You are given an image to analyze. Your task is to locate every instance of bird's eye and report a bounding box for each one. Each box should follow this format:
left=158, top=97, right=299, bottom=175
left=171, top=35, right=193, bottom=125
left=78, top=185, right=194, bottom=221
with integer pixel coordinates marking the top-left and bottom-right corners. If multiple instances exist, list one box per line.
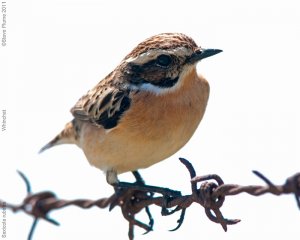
left=156, top=54, right=172, bottom=68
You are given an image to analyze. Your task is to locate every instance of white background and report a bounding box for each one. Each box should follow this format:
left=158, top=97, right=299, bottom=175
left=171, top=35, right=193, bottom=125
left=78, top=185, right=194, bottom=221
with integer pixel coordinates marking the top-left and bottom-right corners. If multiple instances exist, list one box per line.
left=1, top=0, right=300, bottom=239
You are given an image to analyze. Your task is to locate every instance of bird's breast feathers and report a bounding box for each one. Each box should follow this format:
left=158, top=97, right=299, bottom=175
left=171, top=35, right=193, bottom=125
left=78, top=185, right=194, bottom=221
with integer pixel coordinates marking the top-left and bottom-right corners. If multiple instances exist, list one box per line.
left=75, top=68, right=209, bottom=173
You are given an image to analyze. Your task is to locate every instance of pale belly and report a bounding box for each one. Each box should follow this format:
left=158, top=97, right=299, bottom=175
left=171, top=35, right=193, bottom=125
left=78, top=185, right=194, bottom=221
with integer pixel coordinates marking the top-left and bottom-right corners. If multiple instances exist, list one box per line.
left=79, top=75, right=209, bottom=174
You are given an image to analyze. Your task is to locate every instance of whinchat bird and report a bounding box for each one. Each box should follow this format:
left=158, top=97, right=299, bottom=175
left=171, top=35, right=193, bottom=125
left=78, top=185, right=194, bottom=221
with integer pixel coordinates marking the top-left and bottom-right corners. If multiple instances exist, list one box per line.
left=40, top=33, right=221, bottom=186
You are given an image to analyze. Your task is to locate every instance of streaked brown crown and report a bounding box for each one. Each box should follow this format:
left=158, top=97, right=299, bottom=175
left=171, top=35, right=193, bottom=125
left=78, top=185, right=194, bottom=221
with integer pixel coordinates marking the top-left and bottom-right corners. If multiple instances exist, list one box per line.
left=124, top=33, right=199, bottom=60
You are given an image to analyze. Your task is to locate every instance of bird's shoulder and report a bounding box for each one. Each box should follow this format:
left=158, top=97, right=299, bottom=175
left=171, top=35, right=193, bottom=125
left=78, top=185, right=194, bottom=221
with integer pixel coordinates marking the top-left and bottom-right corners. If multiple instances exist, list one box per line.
left=71, top=73, right=133, bottom=129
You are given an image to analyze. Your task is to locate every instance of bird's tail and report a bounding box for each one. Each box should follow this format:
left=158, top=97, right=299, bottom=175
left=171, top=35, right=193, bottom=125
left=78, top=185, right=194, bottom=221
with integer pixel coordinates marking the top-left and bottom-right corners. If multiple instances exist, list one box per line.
left=39, top=121, right=77, bottom=154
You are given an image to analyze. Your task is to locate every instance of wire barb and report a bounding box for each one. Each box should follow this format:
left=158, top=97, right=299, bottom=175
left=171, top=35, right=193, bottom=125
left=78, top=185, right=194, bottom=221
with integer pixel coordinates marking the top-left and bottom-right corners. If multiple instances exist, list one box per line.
left=17, top=170, right=32, bottom=194
left=0, top=158, right=300, bottom=239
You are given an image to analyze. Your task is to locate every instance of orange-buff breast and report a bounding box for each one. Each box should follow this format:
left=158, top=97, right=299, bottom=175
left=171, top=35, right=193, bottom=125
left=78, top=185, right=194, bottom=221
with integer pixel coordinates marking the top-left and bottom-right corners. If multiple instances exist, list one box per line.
left=79, top=67, right=209, bottom=174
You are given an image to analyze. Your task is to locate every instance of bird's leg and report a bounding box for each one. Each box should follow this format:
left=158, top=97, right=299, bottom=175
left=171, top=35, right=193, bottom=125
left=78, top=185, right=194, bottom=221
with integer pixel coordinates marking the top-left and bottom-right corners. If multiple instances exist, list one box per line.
left=132, top=170, right=145, bottom=185
left=107, top=170, right=129, bottom=211
left=106, top=169, right=119, bottom=185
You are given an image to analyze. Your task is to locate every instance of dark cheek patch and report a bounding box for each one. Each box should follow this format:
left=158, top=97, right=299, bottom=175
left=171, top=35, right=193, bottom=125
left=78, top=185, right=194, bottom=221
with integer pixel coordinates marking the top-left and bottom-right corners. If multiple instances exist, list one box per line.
left=151, top=76, right=179, bottom=88
left=128, top=62, right=180, bottom=88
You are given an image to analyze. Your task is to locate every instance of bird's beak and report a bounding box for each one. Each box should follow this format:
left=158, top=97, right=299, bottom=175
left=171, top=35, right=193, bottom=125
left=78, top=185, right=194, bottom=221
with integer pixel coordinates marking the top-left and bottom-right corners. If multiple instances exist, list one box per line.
left=189, top=48, right=222, bottom=64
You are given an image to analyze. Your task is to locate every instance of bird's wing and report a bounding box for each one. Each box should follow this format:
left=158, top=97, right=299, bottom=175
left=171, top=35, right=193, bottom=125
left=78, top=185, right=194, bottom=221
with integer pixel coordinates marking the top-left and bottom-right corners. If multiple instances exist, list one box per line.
left=71, top=82, right=131, bottom=129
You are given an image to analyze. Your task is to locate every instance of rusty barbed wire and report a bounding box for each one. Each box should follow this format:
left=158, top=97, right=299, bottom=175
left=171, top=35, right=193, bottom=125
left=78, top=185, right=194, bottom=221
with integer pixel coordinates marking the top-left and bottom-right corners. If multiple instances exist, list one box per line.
left=0, top=158, right=300, bottom=240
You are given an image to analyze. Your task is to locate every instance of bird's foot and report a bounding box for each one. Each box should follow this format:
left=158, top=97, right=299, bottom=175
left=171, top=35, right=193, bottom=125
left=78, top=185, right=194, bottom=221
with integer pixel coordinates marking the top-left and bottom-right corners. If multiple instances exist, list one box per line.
left=108, top=170, right=181, bottom=234
left=114, top=181, right=181, bottom=198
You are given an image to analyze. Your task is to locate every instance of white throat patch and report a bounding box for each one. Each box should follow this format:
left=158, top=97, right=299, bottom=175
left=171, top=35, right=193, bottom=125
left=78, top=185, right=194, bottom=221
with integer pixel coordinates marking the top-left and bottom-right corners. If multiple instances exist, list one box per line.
left=128, top=65, right=194, bottom=95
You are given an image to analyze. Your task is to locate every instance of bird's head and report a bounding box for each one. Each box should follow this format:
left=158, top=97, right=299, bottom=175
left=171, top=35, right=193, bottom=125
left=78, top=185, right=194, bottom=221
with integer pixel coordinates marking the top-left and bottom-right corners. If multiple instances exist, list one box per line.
left=118, top=33, right=222, bottom=94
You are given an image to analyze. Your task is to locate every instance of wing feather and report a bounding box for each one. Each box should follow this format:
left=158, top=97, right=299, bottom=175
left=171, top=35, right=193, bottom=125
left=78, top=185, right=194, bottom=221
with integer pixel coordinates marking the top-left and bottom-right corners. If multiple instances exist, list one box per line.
left=71, top=82, right=131, bottom=129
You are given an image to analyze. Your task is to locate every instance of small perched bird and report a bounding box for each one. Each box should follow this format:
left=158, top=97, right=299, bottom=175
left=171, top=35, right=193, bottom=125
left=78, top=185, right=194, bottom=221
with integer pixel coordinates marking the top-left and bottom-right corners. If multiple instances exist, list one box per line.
left=40, top=33, right=221, bottom=186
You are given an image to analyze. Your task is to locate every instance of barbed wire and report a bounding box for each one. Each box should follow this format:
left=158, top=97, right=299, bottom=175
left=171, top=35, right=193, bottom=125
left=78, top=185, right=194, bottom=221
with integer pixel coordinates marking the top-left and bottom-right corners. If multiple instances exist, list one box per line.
left=1, top=157, right=300, bottom=240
